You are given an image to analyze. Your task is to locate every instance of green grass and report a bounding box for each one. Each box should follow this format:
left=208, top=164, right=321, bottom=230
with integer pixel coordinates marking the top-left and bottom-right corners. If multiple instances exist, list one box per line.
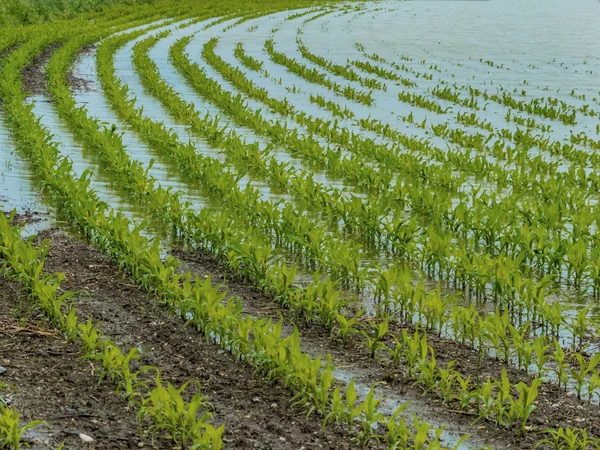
left=0, top=0, right=151, bottom=25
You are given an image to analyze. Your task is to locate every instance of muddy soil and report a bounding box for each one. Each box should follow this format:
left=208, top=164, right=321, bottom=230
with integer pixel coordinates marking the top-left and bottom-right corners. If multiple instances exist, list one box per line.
left=21, top=45, right=60, bottom=96
left=3, top=223, right=599, bottom=450
left=0, top=277, right=158, bottom=449
left=29, top=229, right=359, bottom=449
left=68, top=45, right=96, bottom=93
left=3, top=208, right=48, bottom=227
left=20, top=40, right=92, bottom=96
left=173, top=248, right=600, bottom=450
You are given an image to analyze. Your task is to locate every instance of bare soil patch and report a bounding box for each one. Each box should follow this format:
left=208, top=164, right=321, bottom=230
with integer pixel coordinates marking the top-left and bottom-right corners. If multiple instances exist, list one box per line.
left=33, top=229, right=358, bottom=449
left=21, top=45, right=59, bottom=96
left=0, top=277, right=150, bottom=449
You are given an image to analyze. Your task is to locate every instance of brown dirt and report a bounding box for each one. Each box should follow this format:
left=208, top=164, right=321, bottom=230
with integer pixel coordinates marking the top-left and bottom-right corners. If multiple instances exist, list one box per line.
left=3, top=209, right=48, bottom=227
left=172, top=248, right=600, bottom=450
left=3, top=225, right=599, bottom=450
left=28, top=229, right=360, bottom=449
left=21, top=45, right=59, bottom=96
left=19, top=39, right=92, bottom=96
left=0, top=277, right=156, bottom=449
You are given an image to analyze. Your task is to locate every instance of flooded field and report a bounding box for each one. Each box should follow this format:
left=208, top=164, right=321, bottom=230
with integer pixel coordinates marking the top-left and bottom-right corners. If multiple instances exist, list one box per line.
left=2, top=1, right=600, bottom=449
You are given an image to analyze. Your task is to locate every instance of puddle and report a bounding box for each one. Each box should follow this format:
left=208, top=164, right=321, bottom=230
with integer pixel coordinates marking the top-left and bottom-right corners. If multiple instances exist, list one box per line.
left=331, top=367, right=484, bottom=449
left=0, top=108, right=53, bottom=236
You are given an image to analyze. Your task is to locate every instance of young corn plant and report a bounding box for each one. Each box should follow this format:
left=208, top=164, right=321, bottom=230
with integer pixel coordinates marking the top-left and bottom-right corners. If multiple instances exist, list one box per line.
left=413, top=416, right=444, bottom=450
left=322, top=386, right=345, bottom=429
left=403, top=331, right=430, bottom=379
left=570, top=306, right=591, bottom=351
left=532, top=336, right=550, bottom=379
left=315, top=277, right=353, bottom=330
left=434, top=361, right=458, bottom=405
left=334, top=310, right=363, bottom=342
left=89, top=345, right=149, bottom=402
left=509, top=379, right=541, bottom=435
left=361, top=316, right=389, bottom=358
left=553, top=339, right=570, bottom=390
left=587, top=371, right=600, bottom=404
left=495, top=370, right=514, bottom=427
left=344, top=379, right=360, bottom=433
left=306, top=355, right=335, bottom=417
left=476, top=377, right=496, bottom=421
left=0, top=405, right=45, bottom=450
left=385, top=333, right=406, bottom=368
left=453, top=374, right=476, bottom=411
left=356, top=385, right=384, bottom=446
left=415, top=350, right=439, bottom=392
left=78, top=317, right=102, bottom=355
left=138, top=372, right=223, bottom=449
left=570, top=353, right=600, bottom=400
left=534, top=427, right=600, bottom=450
left=383, top=403, right=411, bottom=449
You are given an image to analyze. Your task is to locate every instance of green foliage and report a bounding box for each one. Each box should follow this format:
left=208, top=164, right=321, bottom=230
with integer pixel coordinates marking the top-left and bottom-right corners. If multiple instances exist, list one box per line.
left=0, top=405, right=45, bottom=450
left=138, top=373, right=223, bottom=449
left=360, top=316, right=389, bottom=358
left=535, top=427, right=600, bottom=450
left=0, top=0, right=151, bottom=25
left=5, top=3, right=600, bottom=450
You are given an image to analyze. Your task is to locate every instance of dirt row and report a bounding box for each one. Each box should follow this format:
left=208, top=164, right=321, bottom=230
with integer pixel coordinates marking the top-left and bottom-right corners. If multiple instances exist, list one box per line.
left=5, top=226, right=597, bottom=450
left=173, top=248, right=600, bottom=450
left=1, top=228, right=358, bottom=449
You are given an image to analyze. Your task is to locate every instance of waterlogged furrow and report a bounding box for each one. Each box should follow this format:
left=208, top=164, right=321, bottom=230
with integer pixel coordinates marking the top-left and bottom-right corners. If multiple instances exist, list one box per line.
left=173, top=16, right=600, bottom=352
left=265, top=16, right=573, bottom=187
left=86, top=19, right=568, bottom=448
left=287, top=39, right=600, bottom=199
left=286, top=39, right=600, bottom=212
left=117, top=14, right=346, bottom=208
left=185, top=14, right=345, bottom=153
left=216, top=14, right=600, bottom=312
left=270, top=21, right=594, bottom=310
left=40, top=22, right=214, bottom=243
left=65, top=13, right=540, bottom=446
left=71, top=47, right=207, bottom=208
left=295, top=10, right=599, bottom=176
left=27, top=93, right=149, bottom=219
left=132, top=17, right=338, bottom=196
left=196, top=32, right=584, bottom=296
left=350, top=49, right=600, bottom=175
left=218, top=10, right=348, bottom=124
left=104, top=7, right=600, bottom=426
left=148, top=16, right=342, bottom=190
left=108, top=19, right=239, bottom=200
left=0, top=108, right=51, bottom=234
left=135, top=31, right=360, bottom=223
left=99, top=25, right=390, bottom=300
left=162, top=6, right=600, bottom=414
left=0, top=13, right=470, bottom=450
left=348, top=38, right=598, bottom=140
left=113, top=14, right=600, bottom=402
left=331, top=1, right=600, bottom=129
left=92, top=13, right=596, bottom=446
left=223, top=21, right=529, bottom=190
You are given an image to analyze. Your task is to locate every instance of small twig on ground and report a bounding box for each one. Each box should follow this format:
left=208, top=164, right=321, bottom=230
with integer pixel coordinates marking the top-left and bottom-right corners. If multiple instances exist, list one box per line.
left=0, top=324, right=59, bottom=337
